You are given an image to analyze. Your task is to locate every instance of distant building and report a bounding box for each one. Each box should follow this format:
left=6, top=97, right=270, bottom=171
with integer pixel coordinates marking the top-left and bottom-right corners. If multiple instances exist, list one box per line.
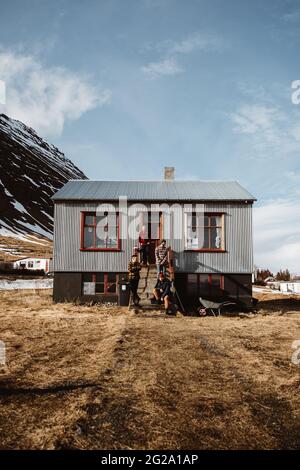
left=264, top=276, right=276, bottom=284
left=13, top=257, right=51, bottom=273
left=279, top=282, right=300, bottom=294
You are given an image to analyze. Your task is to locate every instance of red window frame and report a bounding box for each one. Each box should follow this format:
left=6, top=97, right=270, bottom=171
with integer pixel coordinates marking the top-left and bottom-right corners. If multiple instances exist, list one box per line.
left=187, top=273, right=224, bottom=297
left=80, top=211, right=121, bottom=251
left=82, top=273, right=119, bottom=296
left=185, top=212, right=225, bottom=252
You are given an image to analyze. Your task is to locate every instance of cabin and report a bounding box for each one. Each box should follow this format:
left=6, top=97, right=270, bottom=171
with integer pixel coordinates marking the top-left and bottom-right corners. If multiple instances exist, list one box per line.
left=13, top=257, right=51, bottom=273
left=52, top=168, right=256, bottom=309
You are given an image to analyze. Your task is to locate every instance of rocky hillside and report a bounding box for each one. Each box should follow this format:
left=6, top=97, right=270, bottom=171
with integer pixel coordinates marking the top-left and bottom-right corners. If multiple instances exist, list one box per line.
left=0, top=114, right=87, bottom=241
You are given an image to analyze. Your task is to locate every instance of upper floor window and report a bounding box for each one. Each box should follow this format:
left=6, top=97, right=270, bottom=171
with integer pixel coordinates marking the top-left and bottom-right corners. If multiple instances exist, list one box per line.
left=81, top=212, right=120, bottom=250
left=185, top=213, right=224, bottom=251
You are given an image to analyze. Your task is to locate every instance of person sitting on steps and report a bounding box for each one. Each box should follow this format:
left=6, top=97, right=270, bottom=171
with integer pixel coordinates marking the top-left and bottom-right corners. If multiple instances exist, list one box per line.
left=155, top=239, right=168, bottom=275
left=152, top=272, right=172, bottom=315
left=128, top=254, right=141, bottom=306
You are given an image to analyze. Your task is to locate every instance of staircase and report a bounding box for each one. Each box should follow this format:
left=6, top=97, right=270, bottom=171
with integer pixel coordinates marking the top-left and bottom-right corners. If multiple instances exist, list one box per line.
left=129, top=246, right=176, bottom=312
left=136, top=265, right=163, bottom=311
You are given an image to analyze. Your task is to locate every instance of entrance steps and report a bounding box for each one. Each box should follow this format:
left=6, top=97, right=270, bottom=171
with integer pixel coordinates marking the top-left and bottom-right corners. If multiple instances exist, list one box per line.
left=130, top=265, right=166, bottom=311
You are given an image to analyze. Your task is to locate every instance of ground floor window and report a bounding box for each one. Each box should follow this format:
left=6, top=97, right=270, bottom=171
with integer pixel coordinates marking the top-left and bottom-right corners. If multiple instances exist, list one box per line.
left=187, top=273, right=224, bottom=298
left=82, top=273, right=118, bottom=295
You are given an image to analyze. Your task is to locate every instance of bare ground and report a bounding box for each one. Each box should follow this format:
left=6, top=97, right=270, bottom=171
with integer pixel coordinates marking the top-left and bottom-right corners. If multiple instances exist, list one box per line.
left=0, top=289, right=300, bottom=450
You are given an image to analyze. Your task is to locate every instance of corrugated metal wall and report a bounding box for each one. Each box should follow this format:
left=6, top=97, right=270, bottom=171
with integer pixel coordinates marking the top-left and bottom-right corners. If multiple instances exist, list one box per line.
left=53, top=201, right=253, bottom=274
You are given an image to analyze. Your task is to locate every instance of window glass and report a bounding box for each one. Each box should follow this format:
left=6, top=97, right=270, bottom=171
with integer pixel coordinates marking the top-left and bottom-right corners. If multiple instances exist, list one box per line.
left=210, top=216, right=221, bottom=227
left=187, top=274, right=198, bottom=296
left=85, top=214, right=95, bottom=225
left=107, top=273, right=116, bottom=282
left=95, top=273, right=104, bottom=282
left=211, top=275, right=222, bottom=296
left=95, top=282, right=104, bottom=294
left=95, top=236, right=106, bottom=249
left=107, top=237, right=118, bottom=248
left=185, top=213, right=223, bottom=250
left=84, top=227, right=94, bottom=248
left=210, top=227, right=222, bottom=249
left=203, top=227, right=209, bottom=249
left=83, top=273, right=93, bottom=282
left=150, top=213, right=160, bottom=239
left=83, top=212, right=119, bottom=249
left=199, top=275, right=210, bottom=296
left=107, top=273, right=117, bottom=293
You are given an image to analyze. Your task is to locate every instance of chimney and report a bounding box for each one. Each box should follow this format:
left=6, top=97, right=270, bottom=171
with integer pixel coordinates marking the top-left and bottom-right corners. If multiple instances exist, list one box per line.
left=164, top=166, right=175, bottom=180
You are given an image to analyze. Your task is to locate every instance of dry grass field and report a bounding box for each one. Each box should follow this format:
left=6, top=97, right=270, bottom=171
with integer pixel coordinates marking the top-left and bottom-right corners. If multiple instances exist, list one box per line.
left=0, top=289, right=300, bottom=450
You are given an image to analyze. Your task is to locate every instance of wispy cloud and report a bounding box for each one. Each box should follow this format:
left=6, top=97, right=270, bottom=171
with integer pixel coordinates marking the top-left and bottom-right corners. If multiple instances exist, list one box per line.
left=141, top=31, right=222, bottom=79
left=281, top=10, right=300, bottom=23
left=229, top=102, right=300, bottom=161
left=0, top=48, right=111, bottom=136
left=167, top=32, right=222, bottom=55
left=141, top=57, right=183, bottom=79
left=230, top=105, right=284, bottom=135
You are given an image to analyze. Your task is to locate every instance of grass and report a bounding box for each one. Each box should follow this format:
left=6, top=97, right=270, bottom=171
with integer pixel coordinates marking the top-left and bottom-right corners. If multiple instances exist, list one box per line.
left=0, top=235, right=52, bottom=262
left=0, top=289, right=300, bottom=449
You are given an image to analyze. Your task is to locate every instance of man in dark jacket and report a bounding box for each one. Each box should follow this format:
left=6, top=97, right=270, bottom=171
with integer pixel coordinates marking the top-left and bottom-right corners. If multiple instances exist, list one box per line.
left=152, top=272, right=172, bottom=314
left=128, top=254, right=141, bottom=305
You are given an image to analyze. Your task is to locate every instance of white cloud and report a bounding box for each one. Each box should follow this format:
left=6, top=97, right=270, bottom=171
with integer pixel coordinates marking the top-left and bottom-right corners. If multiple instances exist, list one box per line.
left=0, top=49, right=111, bottom=136
left=230, top=105, right=284, bottom=134
left=167, top=32, right=222, bottom=55
left=254, top=199, right=300, bottom=273
left=141, top=31, right=221, bottom=79
left=229, top=102, right=300, bottom=161
left=141, top=58, right=183, bottom=79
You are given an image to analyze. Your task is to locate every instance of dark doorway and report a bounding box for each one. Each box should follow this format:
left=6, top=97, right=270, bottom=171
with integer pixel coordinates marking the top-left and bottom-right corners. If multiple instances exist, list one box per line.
left=140, top=211, right=162, bottom=264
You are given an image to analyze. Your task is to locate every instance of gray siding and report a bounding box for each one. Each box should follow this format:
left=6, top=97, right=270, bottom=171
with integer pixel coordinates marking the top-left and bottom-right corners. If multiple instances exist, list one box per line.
left=53, top=202, right=253, bottom=274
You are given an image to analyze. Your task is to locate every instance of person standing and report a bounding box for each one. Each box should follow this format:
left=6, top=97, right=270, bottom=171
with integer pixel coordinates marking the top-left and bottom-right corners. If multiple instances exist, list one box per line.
left=139, top=225, right=150, bottom=266
left=155, top=239, right=168, bottom=275
left=128, top=254, right=141, bottom=305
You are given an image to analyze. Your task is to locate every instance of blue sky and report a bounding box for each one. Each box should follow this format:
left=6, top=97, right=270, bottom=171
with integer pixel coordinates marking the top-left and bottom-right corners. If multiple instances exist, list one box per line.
left=0, top=0, right=299, bottom=272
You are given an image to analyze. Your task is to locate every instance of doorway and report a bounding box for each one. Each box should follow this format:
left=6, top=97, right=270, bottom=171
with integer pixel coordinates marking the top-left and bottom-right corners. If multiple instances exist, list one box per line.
left=139, top=211, right=162, bottom=264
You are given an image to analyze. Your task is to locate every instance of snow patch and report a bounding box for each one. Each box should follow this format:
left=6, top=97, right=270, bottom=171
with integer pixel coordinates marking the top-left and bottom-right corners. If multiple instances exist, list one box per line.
left=0, top=279, right=53, bottom=290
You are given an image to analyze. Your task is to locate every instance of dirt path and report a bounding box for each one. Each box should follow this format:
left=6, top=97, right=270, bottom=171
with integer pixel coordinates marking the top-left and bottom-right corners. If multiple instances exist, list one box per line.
left=0, top=292, right=300, bottom=449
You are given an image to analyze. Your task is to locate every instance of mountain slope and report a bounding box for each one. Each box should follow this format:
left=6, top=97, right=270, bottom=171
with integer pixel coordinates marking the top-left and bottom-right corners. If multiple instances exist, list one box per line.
left=0, top=114, right=87, bottom=240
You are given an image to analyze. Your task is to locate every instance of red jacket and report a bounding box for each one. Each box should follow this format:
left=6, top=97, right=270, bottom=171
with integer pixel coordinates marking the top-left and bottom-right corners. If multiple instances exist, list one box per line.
left=139, top=231, right=149, bottom=246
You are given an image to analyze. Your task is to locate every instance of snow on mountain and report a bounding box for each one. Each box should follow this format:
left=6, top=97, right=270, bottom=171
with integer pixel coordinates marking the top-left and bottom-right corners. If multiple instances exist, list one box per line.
left=0, top=113, right=87, bottom=240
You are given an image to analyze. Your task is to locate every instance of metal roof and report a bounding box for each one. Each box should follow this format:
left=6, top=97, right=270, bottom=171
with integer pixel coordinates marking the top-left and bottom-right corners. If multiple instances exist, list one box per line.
left=52, top=180, right=256, bottom=202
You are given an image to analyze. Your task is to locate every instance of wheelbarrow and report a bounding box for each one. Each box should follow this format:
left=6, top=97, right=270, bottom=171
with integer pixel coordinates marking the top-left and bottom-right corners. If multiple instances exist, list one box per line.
left=198, top=297, right=237, bottom=317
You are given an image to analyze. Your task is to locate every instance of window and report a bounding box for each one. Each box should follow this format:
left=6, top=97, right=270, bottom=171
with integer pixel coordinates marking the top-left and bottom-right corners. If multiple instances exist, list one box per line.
left=185, top=213, right=224, bottom=251
left=82, top=273, right=118, bottom=295
left=187, top=274, right=224, bottom=298
left=81, top=212, right=120, bottom=250
left=27, top=261, right=34, bottom=268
